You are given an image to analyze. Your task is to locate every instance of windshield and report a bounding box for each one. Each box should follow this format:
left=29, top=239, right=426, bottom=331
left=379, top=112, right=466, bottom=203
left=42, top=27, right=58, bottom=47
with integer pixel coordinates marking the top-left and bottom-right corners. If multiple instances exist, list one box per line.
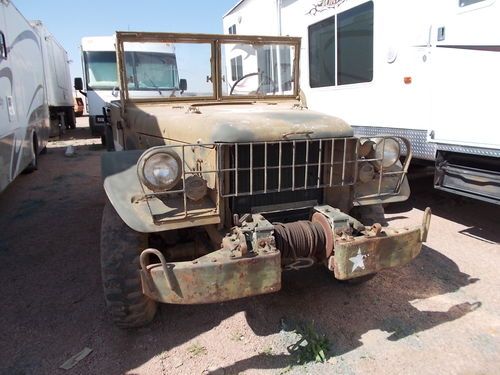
left=116, top=33, right=299, bottom=101
left=126, top=52, right=178, bottom=90
left=221, top=43, right=296, bottom=97
left=84, top=51, right=118, bottom=90
left=122, top=42, right=213, bottom=98
left=84, top=50, right=178, bottom=91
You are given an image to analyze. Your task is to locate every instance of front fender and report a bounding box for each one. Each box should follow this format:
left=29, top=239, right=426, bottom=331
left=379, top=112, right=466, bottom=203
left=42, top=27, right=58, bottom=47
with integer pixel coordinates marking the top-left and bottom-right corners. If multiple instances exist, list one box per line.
left=101, top=150, right=221, bottom=233
left=101, top=150, right=153, bottom=232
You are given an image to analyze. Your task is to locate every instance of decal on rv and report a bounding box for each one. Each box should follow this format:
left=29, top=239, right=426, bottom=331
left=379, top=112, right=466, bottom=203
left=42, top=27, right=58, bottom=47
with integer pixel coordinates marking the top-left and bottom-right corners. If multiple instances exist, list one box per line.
left=307, top=0, right=347, bottom=15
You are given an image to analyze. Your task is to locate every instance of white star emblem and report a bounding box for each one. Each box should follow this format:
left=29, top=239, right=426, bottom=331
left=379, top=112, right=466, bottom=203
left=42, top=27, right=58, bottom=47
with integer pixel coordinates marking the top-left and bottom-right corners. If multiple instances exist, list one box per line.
left=349, top=249, right=366, bottom=272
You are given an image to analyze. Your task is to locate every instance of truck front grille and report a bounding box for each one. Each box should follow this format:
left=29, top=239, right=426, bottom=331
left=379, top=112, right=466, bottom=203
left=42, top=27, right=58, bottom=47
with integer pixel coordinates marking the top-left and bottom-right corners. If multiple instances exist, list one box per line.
left=217, top=137, right=359, bottom=198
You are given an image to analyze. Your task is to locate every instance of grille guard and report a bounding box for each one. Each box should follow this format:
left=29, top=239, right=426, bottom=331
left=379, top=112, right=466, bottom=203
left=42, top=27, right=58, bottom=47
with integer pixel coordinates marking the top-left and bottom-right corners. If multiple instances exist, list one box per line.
left=136, top=136, right=412, bottom=222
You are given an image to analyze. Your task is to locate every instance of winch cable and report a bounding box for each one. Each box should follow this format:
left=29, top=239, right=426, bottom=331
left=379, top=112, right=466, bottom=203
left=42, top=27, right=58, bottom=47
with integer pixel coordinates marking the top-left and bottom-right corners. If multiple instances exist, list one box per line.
left=273, top=221, right=327, bottom=263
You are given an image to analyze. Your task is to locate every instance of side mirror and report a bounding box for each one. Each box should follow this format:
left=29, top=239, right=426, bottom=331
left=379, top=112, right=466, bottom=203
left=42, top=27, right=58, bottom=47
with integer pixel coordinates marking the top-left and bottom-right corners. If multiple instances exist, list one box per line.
left=179, top=78, right=187, bottom=92
left=74, top=77, right=83, bottom=91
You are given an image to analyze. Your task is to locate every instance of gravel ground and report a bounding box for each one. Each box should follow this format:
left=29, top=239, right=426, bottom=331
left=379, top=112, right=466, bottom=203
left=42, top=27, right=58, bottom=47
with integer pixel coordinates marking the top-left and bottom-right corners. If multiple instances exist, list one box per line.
left=0, top=117, right=499, bottom=375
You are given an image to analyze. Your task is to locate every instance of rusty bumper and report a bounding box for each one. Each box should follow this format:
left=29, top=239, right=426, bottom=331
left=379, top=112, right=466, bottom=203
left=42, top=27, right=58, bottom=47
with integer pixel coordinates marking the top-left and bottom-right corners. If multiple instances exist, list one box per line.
left=140, top=246, right=281, bottom=304
left=139, top=208, right=431, bottom=304
left=329, top=208, right=431, bottom=280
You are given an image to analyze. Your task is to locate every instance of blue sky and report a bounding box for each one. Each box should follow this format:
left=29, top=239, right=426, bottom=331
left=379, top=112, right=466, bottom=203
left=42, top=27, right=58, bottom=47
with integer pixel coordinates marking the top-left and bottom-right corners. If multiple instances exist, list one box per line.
left=14, top=0, right=239, bottom=80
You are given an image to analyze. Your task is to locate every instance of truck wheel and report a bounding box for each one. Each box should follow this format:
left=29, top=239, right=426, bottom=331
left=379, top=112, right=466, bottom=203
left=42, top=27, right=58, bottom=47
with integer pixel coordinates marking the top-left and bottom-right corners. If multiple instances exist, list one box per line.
left=101, top=202, right=158, bottom=328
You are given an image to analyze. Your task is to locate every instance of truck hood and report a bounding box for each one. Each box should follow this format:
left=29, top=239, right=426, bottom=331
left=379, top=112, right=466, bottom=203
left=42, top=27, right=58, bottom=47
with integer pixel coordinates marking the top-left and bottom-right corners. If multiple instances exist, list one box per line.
left=127, top=101, right=354, bottom=144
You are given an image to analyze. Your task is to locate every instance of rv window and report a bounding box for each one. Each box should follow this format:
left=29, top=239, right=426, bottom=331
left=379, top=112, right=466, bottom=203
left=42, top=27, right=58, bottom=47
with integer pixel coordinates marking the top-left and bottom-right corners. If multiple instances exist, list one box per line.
left=231, top=55, right=243, bottom=81
left=309, top=17, right=336, bottom=88
left=228, top=24, right=237, bottom=35
left=308, top=1, right=373, bottom=88
left=459, top=0, right=485, bottom=6
left=337, top=1, right=373, bottom=85
left=0, top=32, right=6, bottom=60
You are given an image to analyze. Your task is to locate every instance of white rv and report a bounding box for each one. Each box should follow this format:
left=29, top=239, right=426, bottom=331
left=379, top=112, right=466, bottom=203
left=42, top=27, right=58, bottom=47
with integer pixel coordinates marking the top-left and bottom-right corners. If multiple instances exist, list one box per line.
left=77, top=36, right=178, bottom=143
left=31, top=20, right=75, bottom=132
left=224, top=0, right=500, bottom=204
left=0, top=0, right=49, bottom=193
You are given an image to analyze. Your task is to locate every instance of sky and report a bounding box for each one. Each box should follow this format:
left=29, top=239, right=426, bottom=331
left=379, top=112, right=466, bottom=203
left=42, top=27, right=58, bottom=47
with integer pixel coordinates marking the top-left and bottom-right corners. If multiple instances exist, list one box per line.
left=14, top=0, right=239, bottom=80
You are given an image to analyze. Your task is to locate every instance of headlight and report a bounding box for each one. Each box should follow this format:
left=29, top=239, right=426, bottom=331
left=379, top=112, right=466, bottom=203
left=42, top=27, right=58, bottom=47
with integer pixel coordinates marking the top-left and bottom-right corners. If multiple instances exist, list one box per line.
left=373, top=137, right=401, bottom=168
left=138, top=149, right=181, bottom=191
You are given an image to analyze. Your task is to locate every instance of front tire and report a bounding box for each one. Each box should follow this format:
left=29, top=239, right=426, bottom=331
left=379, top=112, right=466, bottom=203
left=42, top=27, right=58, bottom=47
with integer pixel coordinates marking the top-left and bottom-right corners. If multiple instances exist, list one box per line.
left=101, top=202, right=158, bottom=328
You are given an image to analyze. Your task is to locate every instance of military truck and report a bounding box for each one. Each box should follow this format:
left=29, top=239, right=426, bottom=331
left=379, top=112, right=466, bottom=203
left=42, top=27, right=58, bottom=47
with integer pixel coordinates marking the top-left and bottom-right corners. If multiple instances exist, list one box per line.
left=101, top=31, right=431, bottom=327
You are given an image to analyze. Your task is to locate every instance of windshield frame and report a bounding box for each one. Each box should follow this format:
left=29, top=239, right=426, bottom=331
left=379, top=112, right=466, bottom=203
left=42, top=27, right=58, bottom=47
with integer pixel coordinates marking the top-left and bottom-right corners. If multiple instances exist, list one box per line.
left=115, top=32, right=301, bottom=105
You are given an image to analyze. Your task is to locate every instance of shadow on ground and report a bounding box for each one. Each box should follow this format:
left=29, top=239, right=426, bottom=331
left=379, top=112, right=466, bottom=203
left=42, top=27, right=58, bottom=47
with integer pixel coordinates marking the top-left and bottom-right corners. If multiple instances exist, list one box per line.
left=100, top=244, right=477, bottom=374
left=386, top=172, right=500, bottom=245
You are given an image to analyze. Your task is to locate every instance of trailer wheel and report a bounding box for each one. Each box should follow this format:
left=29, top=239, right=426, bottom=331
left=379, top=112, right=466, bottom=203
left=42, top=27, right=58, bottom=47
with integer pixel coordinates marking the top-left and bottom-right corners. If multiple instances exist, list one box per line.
left=65, top=107, right=76, bottom=129
left=101, top=202, right=158, bottom=328
left=23, top=134, right=38, bottom=174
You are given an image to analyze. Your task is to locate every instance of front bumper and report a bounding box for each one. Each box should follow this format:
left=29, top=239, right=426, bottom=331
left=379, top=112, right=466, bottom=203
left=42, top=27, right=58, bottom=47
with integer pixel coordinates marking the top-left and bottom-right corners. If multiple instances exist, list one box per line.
left=139, top=206, right=431, bottom=304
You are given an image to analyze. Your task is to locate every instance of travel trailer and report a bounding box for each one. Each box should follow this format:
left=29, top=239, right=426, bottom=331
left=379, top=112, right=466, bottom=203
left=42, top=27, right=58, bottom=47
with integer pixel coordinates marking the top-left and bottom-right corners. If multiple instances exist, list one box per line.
left=77, top=36, right=178, bottom=144
left=0, top=0, right=50, bottom=193
left=223, top=0, right=500, bottom=204
left=31, top=20, right=75, bottom=132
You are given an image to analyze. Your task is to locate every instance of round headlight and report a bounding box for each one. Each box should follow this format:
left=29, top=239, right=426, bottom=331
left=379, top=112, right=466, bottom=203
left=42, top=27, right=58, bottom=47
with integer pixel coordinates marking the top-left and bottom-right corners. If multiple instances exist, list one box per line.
left=374, top=137, right=401, bottom=168
left=139, top=150, right=181, bottom=191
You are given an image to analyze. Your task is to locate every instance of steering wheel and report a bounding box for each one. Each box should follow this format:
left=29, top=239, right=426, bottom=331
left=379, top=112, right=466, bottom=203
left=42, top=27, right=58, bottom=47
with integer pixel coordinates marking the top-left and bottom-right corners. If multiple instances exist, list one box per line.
left=229, top=72, right=277, bottom=95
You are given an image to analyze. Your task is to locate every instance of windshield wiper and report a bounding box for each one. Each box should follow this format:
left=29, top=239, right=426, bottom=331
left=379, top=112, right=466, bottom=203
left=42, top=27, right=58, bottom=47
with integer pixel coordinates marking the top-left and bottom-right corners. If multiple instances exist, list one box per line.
left=143, top=72, right=162, bottom=95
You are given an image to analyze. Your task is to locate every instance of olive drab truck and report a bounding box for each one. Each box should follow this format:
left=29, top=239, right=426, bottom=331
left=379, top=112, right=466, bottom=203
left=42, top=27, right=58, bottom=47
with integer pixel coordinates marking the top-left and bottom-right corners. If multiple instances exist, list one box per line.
left=100, top=31, right=431, bottom=328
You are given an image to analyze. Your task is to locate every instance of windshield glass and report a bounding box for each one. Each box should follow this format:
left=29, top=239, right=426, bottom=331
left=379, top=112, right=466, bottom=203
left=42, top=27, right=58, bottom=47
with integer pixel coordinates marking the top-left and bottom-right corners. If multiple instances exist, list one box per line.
left=127, top=52, right=178, bottom=90
left=122, top=42, right=213, bottom=98
left=84, top=51, right=118, bottom=90
left=221, top=43, right=295, bottom=96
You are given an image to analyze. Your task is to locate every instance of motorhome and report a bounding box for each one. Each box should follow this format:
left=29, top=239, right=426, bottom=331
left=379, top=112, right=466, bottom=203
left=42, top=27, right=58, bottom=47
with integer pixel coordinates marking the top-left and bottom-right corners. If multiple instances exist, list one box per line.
left=0, top=0, right=49, bottom=193
left=223, top=0, right=500, bottom=204
left=78, top=36, right=178, bottom=144
left=31, top=20, right=75, bottom=132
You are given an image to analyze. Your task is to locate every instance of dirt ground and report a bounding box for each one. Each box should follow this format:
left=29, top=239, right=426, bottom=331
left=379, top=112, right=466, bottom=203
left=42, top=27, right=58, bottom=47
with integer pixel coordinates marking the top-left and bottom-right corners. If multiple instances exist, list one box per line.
left=0, top=117, right=499, bottom=375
